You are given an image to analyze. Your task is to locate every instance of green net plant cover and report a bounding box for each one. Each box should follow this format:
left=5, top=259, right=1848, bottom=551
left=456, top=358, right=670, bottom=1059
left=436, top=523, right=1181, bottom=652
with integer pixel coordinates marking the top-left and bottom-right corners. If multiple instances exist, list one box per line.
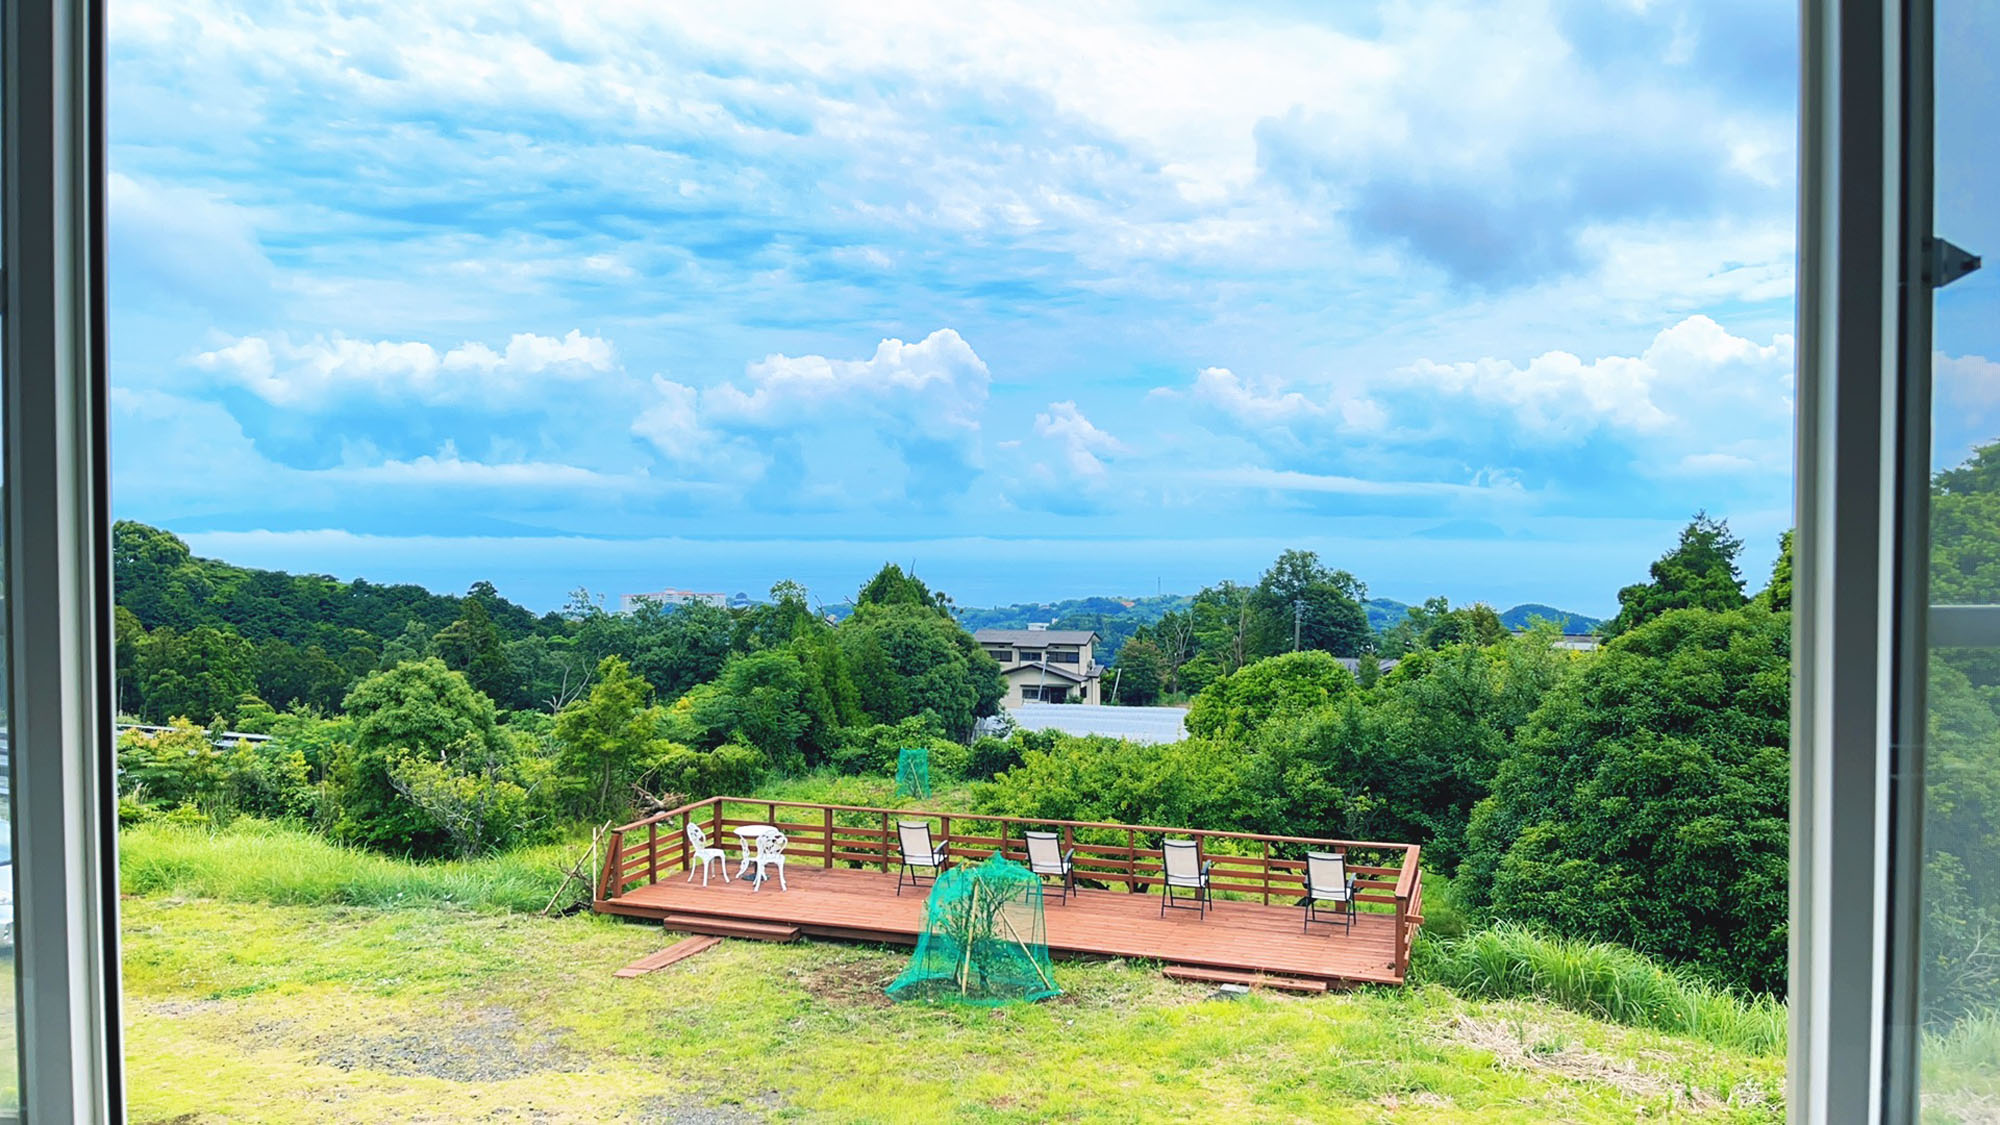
left=894, top=745, right=931, bottom=798
left=886, top=853, right=1059, bottom=1005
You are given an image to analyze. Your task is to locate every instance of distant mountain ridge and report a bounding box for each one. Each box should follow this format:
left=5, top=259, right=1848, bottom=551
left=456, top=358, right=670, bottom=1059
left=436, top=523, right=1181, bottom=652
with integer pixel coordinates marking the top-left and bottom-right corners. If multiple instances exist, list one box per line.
left=1364, top=597, right=1602, bottom=634
left=951, top=592, right=1600, bottom=664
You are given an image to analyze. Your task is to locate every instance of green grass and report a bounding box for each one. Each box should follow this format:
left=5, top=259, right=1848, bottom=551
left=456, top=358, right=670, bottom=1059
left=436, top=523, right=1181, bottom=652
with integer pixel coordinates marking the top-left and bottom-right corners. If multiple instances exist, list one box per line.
left=1923, top=1013, right=2000, bottom=1123
left=121, top=897, right=1786, bottom=1124
left=743, top=769, right=981, bottom=812
left=116, top=821, right=1789, bottom=1123
left=119, top=819, right=576, bottom=913
left=1414, top=924, right=1787, bottom=1056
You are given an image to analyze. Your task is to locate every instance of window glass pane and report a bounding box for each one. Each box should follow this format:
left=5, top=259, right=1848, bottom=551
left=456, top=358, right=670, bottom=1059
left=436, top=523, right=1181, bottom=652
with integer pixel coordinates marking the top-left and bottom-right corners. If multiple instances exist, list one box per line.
left=1920, top=0, right=2000, bottom=1111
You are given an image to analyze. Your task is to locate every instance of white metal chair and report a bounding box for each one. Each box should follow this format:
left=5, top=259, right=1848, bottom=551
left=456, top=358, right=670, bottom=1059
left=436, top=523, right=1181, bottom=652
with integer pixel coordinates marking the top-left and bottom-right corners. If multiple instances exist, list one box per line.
left=1159, top=839, right=1211, bottom=917
left=685, top=821, right=730, bottom=887
left=1024, top=830, right=1076, bottom=904
left=1303, top=851, right=1357, bottom=932
left=749, top=829, right=787, bottom=892
left=895, top=820, right=950, bottom=896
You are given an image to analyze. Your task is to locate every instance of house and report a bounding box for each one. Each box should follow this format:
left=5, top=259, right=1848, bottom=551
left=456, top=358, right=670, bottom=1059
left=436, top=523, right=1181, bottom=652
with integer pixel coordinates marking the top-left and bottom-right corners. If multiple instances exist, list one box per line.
left=618, top=587, right=729, bottom=612
left=974, top=625, right=1104, bottom=706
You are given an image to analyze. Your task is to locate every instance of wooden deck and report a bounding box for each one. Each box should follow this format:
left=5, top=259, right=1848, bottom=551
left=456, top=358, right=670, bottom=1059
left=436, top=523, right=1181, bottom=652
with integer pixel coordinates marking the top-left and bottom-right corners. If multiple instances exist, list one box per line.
left=601, top=863, right=1406, bottom=984
left=593, top=796, right=1423, bottom=988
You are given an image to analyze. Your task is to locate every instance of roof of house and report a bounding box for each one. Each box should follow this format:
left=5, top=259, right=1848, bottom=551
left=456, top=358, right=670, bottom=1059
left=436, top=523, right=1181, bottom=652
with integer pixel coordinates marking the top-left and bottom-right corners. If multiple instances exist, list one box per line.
left=998, top=661, right=1093, bottom=683
left=973, top=628, right=1099, bottom=646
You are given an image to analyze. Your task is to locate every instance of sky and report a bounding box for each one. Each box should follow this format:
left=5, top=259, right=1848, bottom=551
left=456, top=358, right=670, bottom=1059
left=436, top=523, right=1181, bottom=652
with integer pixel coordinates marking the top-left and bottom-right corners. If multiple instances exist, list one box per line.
left=106, top=0, right=1832, bottom=615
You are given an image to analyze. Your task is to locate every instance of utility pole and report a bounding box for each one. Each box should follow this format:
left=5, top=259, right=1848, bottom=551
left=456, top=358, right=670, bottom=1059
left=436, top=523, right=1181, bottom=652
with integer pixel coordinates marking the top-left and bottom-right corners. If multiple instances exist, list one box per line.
left=1293, top=597, right=1307, bottom=652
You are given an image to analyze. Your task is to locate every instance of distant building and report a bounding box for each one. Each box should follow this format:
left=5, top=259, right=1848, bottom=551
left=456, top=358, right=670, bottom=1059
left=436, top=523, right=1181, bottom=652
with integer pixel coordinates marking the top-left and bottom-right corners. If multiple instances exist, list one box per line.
left=974, top=625, right=1104, bottom=706
left=1500, top=629, right=1601, bottom=651
left=619, top=587, right=729, bottom=613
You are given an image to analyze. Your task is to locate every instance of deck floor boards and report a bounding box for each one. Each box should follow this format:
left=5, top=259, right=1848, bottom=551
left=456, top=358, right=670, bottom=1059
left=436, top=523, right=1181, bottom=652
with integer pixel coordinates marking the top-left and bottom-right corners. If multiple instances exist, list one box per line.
left=597, top=863, right=1403, bottom=985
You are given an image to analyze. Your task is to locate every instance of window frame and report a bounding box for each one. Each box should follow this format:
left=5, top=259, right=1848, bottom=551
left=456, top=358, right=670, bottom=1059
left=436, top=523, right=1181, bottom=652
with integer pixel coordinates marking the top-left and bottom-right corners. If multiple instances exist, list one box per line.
left=4, top=0, right=121, bottom=1120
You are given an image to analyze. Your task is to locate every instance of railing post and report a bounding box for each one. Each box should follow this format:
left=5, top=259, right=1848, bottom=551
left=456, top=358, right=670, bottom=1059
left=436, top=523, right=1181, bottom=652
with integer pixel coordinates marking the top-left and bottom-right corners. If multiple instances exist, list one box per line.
left=647, top=821, right=659, bottom=885
left=881, top=811, right=891, bottom=872
left=599, top=829, right=624, bottom=899
left=941, top=814, right=951, bottom=857
left=1262, top=838, right=1270, bottom=906
left=824, top=805, right=834, bottom=869
left=1127, top=827, right=1136, bottom=893
left=710, top=798, right=723, bottom=860
left=1394, top=892, right=1409, bottom=976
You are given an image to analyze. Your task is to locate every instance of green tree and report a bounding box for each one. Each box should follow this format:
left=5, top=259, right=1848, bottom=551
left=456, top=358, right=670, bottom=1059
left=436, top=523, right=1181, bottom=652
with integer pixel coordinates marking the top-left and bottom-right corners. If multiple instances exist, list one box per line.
left=837, top=603, right=1003, bottom=740
left=430, top=595, right=521, bottom=708
left=1603, top=512, right=1748, bottom=636
left=1250, top=549, right=1371, bottom=657
left=855, top=562, right=956, bottom=617
left=335, top=658, right=508, bottom=853
left=688, top=650, right=817, bottom=770
left=1755, top=530, right=1794, bottom=612
left=552, top=656, right=673, bottom=821
left=1185, top=650, right=1355, bottom=744
left=134, top=625, right=255, bottom=724
left=1111, top=639, right=1168, bottom=705
left=1461, top=606, right=1790, bottom=993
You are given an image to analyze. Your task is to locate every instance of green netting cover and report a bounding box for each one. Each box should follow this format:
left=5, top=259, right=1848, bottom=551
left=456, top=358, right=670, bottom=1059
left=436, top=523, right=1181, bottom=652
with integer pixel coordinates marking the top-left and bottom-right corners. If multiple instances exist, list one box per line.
left=894, top=745, right=931, bottom=798
left=886, top=853, right=1059, bottom=1005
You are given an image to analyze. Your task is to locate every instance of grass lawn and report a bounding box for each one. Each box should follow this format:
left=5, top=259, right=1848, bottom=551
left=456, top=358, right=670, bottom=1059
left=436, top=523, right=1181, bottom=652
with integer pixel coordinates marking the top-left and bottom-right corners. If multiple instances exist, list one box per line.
left=122, top=894, right=1785, bottom=1123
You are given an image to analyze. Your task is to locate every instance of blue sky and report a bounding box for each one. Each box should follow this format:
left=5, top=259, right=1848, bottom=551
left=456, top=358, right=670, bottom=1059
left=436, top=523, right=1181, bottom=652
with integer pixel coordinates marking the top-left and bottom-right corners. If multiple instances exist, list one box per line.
left=107, top=0, right=1838, bottom=615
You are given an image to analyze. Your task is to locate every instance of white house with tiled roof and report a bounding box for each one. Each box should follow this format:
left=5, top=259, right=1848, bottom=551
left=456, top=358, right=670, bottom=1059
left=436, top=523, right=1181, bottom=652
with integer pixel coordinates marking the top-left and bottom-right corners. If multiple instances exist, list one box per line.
left=973, top=625, right=1104, bottom=706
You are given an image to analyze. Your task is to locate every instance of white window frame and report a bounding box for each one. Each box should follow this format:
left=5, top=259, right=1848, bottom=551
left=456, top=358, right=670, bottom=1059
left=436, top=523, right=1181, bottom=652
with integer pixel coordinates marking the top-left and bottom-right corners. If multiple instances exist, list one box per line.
left=5, top=0, right=122, bottom=1120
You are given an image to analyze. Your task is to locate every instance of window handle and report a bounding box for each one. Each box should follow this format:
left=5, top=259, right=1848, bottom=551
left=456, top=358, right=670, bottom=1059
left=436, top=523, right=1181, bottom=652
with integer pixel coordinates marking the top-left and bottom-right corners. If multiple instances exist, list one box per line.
left=1927, top=236, right=1982, bottom=289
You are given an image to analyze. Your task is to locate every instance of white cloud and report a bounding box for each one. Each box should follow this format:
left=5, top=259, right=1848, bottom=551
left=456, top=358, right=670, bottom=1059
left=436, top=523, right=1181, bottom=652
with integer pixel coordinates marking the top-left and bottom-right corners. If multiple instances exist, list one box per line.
left=1200, top=466, right=1527, bottom=501
left=705, top=329, right=988, bottom=434
left=631, top=329, right=991, bottom=496
left=192, top=329, right=617, bottom=407
left=1032, top=401, right=1124, bottom=482
left=323, top=442, right=647, bottom=491
left=109, top=172, right=276, bottom=313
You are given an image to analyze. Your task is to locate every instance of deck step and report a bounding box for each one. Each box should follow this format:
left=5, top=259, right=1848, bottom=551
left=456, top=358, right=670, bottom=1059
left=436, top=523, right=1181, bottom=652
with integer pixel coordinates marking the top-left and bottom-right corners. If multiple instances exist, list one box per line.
left=661, top=913, right=801, bottom=943
left=1161, top=965, right=1330, bottom=993
left=614, top=935, right=721, bottom=978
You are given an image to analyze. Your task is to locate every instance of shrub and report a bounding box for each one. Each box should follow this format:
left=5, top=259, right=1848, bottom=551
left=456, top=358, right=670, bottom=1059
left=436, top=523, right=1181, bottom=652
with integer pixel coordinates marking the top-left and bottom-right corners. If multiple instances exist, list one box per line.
left=965, top=736, right=1022, bottom=781
left=656, top=741, right=766, bottom=799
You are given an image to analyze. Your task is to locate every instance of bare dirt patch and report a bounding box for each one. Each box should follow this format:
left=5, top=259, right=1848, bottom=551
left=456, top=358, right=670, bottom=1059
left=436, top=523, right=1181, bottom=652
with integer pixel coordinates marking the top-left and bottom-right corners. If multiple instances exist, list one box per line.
left=1443, top=1015, right=1725, bottom=1112
left=251, top=1005, right=584, bottom=1084
left=792, top=955, right=899, bottom=1008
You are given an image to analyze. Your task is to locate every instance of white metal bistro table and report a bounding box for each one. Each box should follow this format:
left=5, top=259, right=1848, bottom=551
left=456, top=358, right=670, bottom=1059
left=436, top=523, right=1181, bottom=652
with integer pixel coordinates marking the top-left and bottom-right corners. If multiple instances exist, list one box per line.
left=732, top=823, right=779, bottom=882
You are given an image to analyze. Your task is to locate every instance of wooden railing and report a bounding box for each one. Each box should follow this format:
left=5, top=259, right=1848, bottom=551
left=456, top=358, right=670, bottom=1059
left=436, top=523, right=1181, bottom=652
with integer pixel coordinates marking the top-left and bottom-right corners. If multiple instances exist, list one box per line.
left=598, top=795, right=1427, bottom=975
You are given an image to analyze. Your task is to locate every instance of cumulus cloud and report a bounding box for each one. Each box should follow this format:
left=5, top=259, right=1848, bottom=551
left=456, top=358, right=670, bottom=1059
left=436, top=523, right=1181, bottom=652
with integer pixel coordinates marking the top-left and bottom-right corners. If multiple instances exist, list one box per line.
left=1169, top=314, right=1794, bottom=496
left=192, top=329, right=617, bottom=408
left=1392, top=314, right=1793, bottom=450
left=632, top=329, right=992, bottom=501
left=1032, top=401, right=1124, bottom=482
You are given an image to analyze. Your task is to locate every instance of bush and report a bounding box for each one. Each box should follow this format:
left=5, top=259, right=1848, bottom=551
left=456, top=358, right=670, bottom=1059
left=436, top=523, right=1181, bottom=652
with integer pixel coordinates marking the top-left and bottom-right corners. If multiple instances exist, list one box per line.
left=831, top=715, right=953, bottom=776
left=965, top=736, right=1022, bottom=781
left=656, top=741, right=766, bottom=799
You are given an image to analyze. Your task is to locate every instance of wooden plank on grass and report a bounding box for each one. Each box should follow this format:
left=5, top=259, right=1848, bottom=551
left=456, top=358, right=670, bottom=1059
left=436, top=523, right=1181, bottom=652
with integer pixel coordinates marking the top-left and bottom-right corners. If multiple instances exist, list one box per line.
left=1161, top=964, right=1330, bottom=993
left=614, top=935, right=721, bottom=978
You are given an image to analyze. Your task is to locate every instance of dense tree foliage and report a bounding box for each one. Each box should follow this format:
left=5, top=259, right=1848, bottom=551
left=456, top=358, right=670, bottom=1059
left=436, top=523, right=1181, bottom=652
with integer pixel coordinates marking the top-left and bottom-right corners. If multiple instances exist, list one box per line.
left=1461, top=607, right=1790, bottom=993
left=1603, top=512, right=1748, bottom=636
